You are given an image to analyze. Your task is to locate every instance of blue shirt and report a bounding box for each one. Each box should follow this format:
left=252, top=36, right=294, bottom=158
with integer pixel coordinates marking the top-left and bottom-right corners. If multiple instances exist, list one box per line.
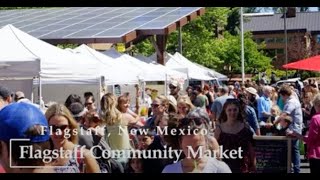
left=245, top=106, right=259, bottom=134
left=257, top=95, right=271, bottom=121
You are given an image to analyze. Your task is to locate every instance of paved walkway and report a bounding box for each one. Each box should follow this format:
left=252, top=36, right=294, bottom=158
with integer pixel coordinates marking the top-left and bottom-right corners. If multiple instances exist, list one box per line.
left=300, top=155, right=310, bottom=173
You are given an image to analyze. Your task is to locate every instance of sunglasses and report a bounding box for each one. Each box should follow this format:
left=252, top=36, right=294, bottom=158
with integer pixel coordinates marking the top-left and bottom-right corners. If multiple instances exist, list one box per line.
left=85, top=102, right=93, bottom=106
left=151, top=104, right=160, bottom=108
left=50, top=125, right=69, bottom=132
left=169, top=86, right=177, bottom=89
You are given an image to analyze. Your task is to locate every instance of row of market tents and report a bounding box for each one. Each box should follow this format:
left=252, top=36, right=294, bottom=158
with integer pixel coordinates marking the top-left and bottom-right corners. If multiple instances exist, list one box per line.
left=0, top=24, right=227, bottom=106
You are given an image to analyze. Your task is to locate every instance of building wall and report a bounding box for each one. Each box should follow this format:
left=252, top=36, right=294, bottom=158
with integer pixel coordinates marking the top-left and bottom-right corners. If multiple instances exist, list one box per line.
left=252, top=32, right=308, bottom=68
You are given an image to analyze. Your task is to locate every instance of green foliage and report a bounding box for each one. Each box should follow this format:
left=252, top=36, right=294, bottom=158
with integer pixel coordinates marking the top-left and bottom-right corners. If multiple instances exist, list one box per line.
left=133, top=7, right=272, bottom=77
left=131, top=38, right=155, bottom=56
left=226, top=7, right=240, bottom=35
left=214, top=32, right=272, bottom=75
left=57, top=44, right=78, bottom=49
left=0, top=7, right=47, bottom=10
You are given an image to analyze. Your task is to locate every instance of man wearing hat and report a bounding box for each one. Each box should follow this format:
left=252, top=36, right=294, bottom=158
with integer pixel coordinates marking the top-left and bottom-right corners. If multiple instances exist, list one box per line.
left=245, top=87, right=259, bottom=116
left=0, top=85, right=12, bottom=110
left=0, top=103, right=53, bottom=173
left=169, top=80, right=181, bottom=101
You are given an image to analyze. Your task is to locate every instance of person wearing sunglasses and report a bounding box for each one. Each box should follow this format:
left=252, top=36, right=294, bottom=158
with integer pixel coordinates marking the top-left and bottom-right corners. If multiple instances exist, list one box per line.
left=177, top=95, right=195, bottom=119
left=169, top=80, right=181, bottom=101
left=145, top=96, right=169, bottom=130
left=214, top=99, right=256, bottom=173
left=45, top=104, right=100, bottom=173
left=162, top=117, right=231, bottom=173
left=84, top=92, right=96, bottom=111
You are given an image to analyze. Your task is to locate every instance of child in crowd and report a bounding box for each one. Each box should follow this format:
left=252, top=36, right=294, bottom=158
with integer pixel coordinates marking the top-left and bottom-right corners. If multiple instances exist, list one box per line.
left=273, top=115, right=292, bottom=136
left=136, top=128, right=166, bottom=173
left=270, top=105, right=281, bottom=123
left=126, top=152, right=144, bottom=173
left=261, top=105, right=281, bottom=136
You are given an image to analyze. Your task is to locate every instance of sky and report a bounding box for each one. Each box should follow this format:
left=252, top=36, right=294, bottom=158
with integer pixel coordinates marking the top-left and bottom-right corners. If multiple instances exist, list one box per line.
left=260, top=7, right=318, bottom=12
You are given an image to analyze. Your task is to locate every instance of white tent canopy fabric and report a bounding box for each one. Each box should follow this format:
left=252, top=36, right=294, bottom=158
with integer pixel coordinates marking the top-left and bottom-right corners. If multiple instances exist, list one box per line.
left=134, top=54, right=188, bottom=81
left=149, top=52, right=214, bottom=81
left=0, top=25, right=101, bottom=85
left=173, top=52, right=227, bottom=81
left=102, top=49, right=180, bottom=82
left=0, top=26, right=40, bottom=78
left=71, top=44, right=142, bottom=85
left=194, top=63, right=228, bottom=81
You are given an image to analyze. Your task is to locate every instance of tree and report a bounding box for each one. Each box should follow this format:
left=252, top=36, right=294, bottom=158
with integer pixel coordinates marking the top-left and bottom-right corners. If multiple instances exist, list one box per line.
left=226, top=7, right=240, bottom=35
left=133, top=7, right=272, bottom=78
left=287, top=33, right=317, bottom=62
left=214, top=32, right=272, bottom=78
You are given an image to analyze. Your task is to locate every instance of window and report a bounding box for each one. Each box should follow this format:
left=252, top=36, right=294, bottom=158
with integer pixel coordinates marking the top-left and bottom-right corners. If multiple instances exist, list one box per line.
left=317, top=34, right=320, bottom=44
left=265, top=38, right=275, bottom=43
left=275, top=37, right=285, bottom=43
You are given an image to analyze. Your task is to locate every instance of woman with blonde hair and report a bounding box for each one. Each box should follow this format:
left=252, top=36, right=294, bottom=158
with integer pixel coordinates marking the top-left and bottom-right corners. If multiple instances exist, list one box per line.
left=101, top=93, right=143, bottom=167
left=45, top=104, right=100, bottom=173
left=177, top=95, right=195, bottom=119
left=101, top=93, right=132, bottom=151
left=116, top=95, right=144, bottom=127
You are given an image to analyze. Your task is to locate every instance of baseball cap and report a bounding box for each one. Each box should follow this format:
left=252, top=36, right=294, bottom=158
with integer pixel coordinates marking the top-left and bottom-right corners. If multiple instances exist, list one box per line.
left=14, top=91, right=25, bottom=101
left=0, top=102, right=49, bottom=142
left=0, top=85, right=10, bottom=99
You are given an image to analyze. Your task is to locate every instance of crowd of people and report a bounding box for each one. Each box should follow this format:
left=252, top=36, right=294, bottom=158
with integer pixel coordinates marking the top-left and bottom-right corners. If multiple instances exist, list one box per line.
left=0, top=77, right=319, bottom=173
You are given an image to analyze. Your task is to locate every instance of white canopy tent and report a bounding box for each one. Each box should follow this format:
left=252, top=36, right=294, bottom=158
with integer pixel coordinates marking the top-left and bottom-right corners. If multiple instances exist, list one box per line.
left=149, top=52, right=214, bottom=81
left=173, top=52, right=227, bottom=81
left=0, top=25, right=103, bottom=104
left=134, top=54, right=188, bottom=81
left=0, top=26, right=40, bottom=78
left=0, top=26, right=40, bottom=100
left=70, top=44, right=142, bottom=85
left=0, top=25, right=101, bottom=84
left=102, top=49, right=180, bottom=82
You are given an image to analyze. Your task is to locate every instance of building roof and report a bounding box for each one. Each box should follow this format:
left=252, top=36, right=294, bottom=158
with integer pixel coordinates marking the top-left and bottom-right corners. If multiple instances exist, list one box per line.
left=0, top=7, right=204, bottom=44
left=244, top=11, right=320, bottom=34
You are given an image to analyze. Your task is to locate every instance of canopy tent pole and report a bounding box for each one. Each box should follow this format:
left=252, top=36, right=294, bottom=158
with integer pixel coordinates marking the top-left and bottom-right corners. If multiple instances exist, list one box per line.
left=38, top=58, right=43, bottom=109
left=38, top=74, right=42, bottom=109
left=31, top=77, right=35, bottom=103
left=164, top=73, right=168, bottom=96
left=97, top=76, right=103, bottom=111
